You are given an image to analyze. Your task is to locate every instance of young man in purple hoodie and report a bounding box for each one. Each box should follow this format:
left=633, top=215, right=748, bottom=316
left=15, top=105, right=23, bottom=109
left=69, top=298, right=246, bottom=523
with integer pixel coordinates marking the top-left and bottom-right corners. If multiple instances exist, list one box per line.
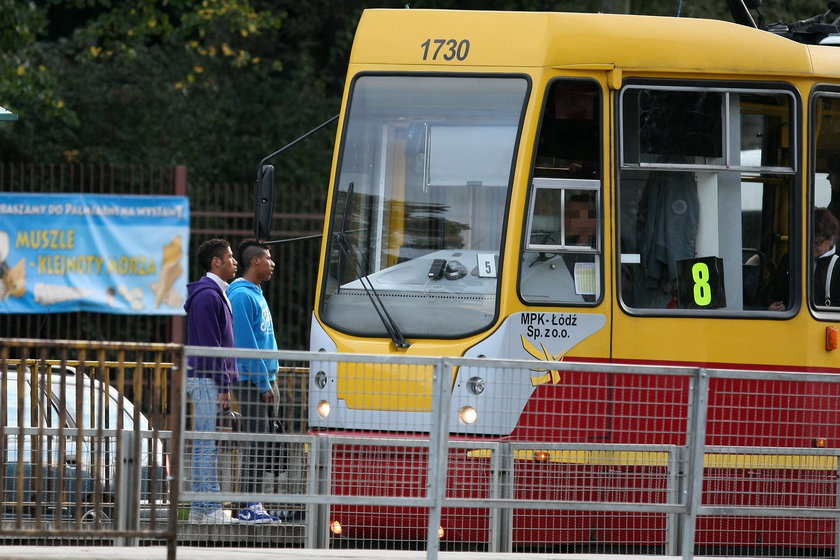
left=184, top=238, right=240, bottom=524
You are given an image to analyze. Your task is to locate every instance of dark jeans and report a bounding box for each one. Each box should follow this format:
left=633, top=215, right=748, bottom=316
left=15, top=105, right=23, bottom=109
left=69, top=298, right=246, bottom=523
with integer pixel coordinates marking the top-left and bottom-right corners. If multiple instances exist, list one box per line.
left=233, top=378, right=280, bottom=497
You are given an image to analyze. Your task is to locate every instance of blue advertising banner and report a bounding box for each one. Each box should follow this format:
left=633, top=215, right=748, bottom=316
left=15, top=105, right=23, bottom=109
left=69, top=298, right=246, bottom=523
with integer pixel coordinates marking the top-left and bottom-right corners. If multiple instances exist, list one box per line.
left=0, top=193, right=189, bottom=315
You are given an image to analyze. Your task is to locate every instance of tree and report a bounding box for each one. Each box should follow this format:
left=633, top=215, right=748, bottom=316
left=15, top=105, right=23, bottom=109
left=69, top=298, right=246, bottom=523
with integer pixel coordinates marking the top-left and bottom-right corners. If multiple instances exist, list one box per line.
left=0, top=2, right=72, bottom=131
left=1, top=0, right=307, bottom=184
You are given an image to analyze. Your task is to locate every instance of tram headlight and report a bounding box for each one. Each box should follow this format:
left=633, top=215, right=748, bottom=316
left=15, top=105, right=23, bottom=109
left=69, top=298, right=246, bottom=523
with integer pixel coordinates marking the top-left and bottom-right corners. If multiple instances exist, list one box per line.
left=329, top=520, right=343, bottom=535
left=458, top=405, right=477, bottom=425
left=466, top=376, right=485, bottom=395
left=314, top=370, right=328, bottom=389
left=317, top=400, right=331, bottom=418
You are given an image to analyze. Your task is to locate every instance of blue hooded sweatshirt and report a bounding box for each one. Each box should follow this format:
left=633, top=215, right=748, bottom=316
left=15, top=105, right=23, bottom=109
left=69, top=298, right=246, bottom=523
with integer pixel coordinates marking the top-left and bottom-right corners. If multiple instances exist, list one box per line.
left=226, top=278, right=278, bottom=392
left=183, top=275, right=239, bottom=391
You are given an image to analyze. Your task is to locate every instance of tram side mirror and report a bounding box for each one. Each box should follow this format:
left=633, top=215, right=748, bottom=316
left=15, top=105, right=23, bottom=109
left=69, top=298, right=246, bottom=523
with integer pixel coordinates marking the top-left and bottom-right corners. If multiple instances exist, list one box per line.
left=254, top=164, right=275, bottom=239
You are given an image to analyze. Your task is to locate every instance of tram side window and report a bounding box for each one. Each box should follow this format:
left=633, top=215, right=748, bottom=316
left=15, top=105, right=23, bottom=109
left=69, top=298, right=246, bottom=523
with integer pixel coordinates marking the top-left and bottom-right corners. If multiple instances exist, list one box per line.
left=521, top=79, right=602, bottom=304
left=534, top=80, right=600, bottom=180
left=619, top=86, right=796, bottom=313
left=811, top=91, right=840, bottom=311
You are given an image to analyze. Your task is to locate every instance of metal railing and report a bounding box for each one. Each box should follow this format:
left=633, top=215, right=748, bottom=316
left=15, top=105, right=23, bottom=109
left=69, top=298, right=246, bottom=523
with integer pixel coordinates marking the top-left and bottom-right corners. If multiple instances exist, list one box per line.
left=182, top=346, right=840, bottom=559
left=3, top=338, right=840, bottom=559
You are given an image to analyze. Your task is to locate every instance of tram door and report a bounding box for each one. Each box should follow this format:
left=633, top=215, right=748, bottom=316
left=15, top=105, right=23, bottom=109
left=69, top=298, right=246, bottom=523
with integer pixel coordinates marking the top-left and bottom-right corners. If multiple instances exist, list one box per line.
left=516, top=77, right=615, bottom=443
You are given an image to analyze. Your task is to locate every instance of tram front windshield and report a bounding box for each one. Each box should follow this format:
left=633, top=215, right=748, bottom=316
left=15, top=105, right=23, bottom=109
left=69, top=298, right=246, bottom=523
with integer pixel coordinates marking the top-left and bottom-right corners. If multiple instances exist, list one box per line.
left=321, top=75, right=528, bottom=339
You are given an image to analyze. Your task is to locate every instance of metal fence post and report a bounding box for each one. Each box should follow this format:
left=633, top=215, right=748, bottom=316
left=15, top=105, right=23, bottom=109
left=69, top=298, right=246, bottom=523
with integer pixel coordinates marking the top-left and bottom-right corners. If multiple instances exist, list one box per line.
left=681, top=367, right=709, bottom=560
left=307, top=435, right=331, bottom=549
left=490, top=442, right=513, bottom=553
left=170, top=165, right=187, bottom=345
left=666, top=445, right=685, bottom=556
left=167, top=351, right=184, bottom=560
left=116, top=429, right=138, bottom=546
left=836, top=460, right=840, bottom=560
left=426, top=357, right=453, bottom=560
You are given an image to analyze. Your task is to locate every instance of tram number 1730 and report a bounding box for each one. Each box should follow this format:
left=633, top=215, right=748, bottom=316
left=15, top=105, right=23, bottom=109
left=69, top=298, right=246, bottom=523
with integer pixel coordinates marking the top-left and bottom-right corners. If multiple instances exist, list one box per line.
left=419, top=38, right=471, bottom=61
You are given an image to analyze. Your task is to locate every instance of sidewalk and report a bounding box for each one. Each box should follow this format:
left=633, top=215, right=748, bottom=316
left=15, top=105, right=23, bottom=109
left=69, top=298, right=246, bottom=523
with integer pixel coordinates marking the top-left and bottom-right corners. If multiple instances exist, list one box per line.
left=0, top=547, right=799, bottom=560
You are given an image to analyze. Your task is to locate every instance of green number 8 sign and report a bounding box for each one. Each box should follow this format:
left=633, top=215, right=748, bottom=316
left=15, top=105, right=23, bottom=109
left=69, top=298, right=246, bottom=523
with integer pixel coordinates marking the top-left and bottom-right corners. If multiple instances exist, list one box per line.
left=676, top=256, right=725, bottom=309
left=692, top=262, right=712, bottom=306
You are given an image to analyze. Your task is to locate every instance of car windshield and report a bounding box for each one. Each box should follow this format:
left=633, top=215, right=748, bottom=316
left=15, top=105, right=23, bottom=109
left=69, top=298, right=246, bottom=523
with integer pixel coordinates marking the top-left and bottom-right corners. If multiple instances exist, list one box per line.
left=320, top=75, right=528, bottom=338
left=3, top=369, right=139, bottom=430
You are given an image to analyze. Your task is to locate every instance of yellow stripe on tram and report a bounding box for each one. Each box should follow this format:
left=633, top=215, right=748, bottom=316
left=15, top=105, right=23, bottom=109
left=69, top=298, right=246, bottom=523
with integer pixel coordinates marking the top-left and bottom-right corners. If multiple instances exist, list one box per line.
left=465, top=449, right=840, bottom=470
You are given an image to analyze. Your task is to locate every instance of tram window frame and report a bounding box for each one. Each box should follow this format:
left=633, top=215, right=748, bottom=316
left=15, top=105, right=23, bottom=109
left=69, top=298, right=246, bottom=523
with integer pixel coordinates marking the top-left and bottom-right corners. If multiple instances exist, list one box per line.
left=618, top=82, right=799, bottom=315
left=526, top=178, right=600, bottom=252
left=320, top=73, right=531, bottom=339
left=519, top=78, right=603, bottom=306
left=810, top=88, right=840, bottom=316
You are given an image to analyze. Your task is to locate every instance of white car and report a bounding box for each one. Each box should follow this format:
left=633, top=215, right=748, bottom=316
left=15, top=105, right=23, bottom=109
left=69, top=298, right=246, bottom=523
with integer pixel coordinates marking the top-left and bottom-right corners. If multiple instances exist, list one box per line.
left=1, top=363, right=169, bottom=523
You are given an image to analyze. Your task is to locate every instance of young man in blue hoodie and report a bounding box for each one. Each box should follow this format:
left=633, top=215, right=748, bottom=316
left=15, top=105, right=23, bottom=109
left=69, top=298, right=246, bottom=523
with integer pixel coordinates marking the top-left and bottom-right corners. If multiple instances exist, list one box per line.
left=228, top=238, right=281, bottom=523
left=184, top=238, right=239, bottom=524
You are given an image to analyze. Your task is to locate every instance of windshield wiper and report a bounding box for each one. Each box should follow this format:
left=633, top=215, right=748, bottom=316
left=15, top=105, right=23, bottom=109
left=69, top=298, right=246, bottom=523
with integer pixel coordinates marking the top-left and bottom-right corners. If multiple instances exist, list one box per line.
left=333, top=232, right=410, bottom=349
left=334, top=183, right=410, bottom=349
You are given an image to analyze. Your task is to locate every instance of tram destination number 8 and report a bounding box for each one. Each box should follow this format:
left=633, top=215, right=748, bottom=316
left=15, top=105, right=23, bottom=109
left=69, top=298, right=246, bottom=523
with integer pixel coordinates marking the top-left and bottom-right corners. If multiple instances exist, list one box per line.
left=676, top=256, right=726, bottom=309
left=420, top=39, right=470, bottom=61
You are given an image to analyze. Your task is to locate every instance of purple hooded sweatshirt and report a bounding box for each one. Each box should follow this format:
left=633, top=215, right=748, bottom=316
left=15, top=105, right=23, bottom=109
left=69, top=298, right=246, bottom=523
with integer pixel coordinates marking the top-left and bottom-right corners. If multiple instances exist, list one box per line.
left=184, top=276, right=239, bottom=392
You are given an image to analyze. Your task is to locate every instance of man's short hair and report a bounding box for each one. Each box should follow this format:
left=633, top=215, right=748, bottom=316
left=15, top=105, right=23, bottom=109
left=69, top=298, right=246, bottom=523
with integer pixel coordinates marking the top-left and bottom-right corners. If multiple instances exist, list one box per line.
left=815, top=207, right=839, bottom=242
left=197, top=238, right=231, bottom=273
left=237, top=238, right=269, bottom=273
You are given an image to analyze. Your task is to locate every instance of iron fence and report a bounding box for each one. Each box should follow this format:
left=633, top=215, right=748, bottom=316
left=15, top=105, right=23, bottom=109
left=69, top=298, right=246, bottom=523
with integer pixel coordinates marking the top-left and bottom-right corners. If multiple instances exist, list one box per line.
left=0, top=162, right=326, bottom=349
left=0, top=338, right=182, bottom=558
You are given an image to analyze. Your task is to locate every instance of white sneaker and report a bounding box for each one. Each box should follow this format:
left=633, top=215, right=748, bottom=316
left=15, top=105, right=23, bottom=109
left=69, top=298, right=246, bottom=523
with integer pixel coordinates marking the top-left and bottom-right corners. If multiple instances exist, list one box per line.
left=187, top=511, right=206, bottom=524
left=204, top=509, right=239, bottom=524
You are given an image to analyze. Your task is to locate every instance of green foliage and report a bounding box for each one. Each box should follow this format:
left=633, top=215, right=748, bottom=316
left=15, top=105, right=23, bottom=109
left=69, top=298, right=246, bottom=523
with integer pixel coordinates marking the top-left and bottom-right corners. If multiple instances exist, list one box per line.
left=0, top=1, right=70, bottom=126
left=0, top=0, right=306, bottom=183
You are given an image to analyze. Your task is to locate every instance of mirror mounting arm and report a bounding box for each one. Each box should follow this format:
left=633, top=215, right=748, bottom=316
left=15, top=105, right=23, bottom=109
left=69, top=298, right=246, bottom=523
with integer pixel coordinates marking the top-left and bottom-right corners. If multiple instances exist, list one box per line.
left=254, top=114, right=340, bottom=240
